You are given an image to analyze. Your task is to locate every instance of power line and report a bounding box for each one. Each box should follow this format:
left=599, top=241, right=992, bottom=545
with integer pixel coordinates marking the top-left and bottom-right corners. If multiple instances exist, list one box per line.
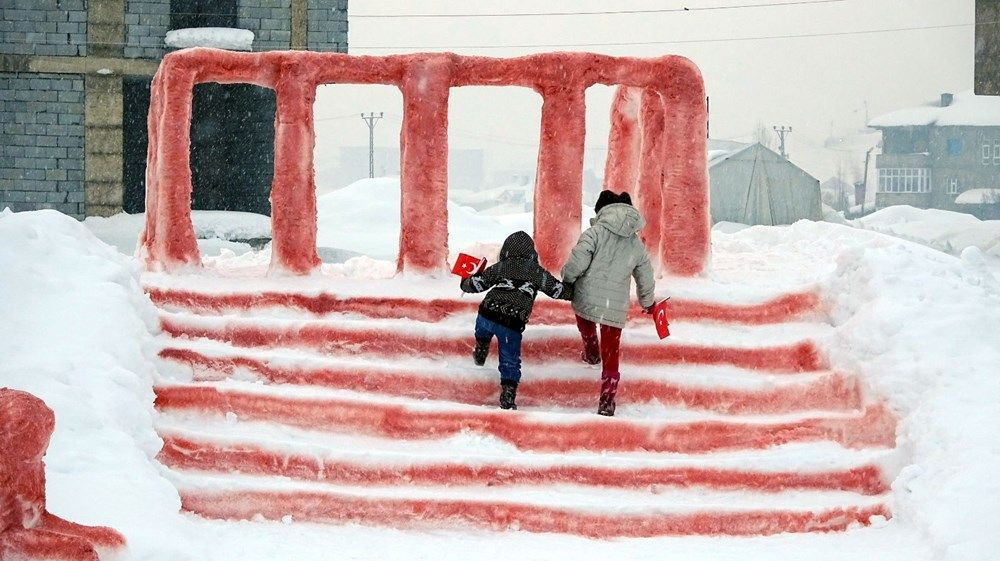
left=351, top=0, right=846, bottom=19
left=351, top=20, right=977, bottom=51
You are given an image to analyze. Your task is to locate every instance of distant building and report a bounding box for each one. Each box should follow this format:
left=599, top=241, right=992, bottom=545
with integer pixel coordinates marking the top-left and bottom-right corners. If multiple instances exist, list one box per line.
left=868, top=91, right=1000, bottom=213
left=1, top=1, right=348, bottom=219
left=708, top=141, right=822, bottom=225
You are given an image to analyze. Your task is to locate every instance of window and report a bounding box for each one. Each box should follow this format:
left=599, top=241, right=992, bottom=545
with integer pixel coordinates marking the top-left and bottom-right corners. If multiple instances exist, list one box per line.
left=993, top=141, right=1000, bottom=166
left=170, top=0, right=237, bottom=30
left=878, top=168, right=931, bottom=193
left=947, top=138, right=963, bottom=156
left=983, top=143, right=991, bottom=165
left=948, top=178, right=960, bottom=194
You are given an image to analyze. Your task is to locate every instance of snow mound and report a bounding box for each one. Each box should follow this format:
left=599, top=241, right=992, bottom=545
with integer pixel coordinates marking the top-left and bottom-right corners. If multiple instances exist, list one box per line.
left=85, top=211, right=270, bottom=256
left=316, top=177, right=582, bottom=260
left=0, top=210, right=180, bottom=547
left=165, top=28, right=254, bottom=51
left=854, top=205, right=1000, bottom=256
left=955, top=188, right=1000, bottom=205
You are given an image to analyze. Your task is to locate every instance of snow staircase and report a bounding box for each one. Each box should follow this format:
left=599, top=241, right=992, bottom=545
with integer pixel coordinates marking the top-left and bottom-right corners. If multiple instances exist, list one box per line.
left=146, top=282, right=898, bottom=538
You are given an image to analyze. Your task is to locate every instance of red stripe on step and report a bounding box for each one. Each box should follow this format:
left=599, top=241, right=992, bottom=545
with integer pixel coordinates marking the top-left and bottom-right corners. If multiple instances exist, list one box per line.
left=178, top=489, right=889, bottom=538
left=158, top=433, right=889, bottom=495
left=158, top=318, right=827, bottom=373
left=153, top=385, right=896, bottom=453
left=145, top=287, right=820, bottom=325
left=159, top=347, right=860, bottom=414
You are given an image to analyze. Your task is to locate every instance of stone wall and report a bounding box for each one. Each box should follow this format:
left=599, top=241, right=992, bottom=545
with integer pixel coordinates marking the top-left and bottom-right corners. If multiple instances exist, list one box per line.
left=0, top=73, right=86, bottom=218
left=124, top=1, right=170, bottom=59
left=308, top=0, right=349, bottom=52
left=0, top=0, right=87, bottom=57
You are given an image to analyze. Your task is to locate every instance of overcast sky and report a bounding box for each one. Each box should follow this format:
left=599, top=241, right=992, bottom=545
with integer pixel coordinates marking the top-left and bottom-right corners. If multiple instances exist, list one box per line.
left=313, top=0, right=975, bottom=184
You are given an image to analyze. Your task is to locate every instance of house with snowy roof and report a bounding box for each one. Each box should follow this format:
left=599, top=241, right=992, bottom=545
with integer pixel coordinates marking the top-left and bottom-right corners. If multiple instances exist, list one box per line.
left=868, top=91, right=1000, bottom=216
left=707, top=140, right=822, bottom=226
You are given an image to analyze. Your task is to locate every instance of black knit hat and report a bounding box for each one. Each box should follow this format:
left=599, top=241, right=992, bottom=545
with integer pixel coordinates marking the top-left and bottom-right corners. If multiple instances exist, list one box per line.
left=594, top=190, right=619, bottom=214
left=618, top=192, right=633, bottom=206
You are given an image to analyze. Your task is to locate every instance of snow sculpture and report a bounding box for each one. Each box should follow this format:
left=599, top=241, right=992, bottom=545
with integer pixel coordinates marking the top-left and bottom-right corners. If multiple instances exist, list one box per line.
left=0, top=389, right=125, bottom=560
left=140, top=48, right=708, bottom=275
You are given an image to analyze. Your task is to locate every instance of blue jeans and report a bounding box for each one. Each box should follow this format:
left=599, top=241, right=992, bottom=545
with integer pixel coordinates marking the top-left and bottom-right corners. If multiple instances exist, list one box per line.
left=474, top=314, right=523, bottom=385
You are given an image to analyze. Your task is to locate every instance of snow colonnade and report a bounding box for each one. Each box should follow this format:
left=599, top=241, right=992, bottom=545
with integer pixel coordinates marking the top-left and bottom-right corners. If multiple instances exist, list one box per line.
left=138, top=48, right=709, bottom=275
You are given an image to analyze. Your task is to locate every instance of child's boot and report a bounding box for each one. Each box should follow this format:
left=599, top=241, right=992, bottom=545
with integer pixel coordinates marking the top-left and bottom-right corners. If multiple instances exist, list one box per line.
left=499, top=382, right=518, bottom=410
left=597, top=372, right=620, bottom=416
left=473, top=338, right=490, bottom=366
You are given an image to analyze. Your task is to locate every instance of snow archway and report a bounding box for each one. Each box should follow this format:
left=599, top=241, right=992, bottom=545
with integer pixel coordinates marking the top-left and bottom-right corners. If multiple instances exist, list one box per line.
left=139, top=48, right=708, bottom=276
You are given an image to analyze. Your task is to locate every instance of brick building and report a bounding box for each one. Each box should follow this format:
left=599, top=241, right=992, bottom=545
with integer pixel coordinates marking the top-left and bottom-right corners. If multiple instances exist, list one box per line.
left=868, top=91, right=1000, bottom=213
left=1, top=0, right=348, bottom=219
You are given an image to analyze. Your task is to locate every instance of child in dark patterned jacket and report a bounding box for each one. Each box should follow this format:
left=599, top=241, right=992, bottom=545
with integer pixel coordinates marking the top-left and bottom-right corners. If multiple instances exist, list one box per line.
left=460, top=231, right=572, bottom=410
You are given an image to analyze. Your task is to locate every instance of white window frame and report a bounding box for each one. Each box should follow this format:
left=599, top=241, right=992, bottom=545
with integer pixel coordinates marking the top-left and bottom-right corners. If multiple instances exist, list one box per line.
left=948, top=178, right=959, bottom=194
left=983, top=143, right=991, bottom=165
left=878, top=168, right=931, bottom=193
left=994, top=141, right=1000, bottom=166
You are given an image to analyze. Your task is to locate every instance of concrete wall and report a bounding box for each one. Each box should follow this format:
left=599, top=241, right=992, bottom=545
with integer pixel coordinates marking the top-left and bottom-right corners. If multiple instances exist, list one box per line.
left=0, top=0, right=88, bottom=57
left=308, top=0, right=349, bottom=52
left=0, top=73, right=86, bottom=218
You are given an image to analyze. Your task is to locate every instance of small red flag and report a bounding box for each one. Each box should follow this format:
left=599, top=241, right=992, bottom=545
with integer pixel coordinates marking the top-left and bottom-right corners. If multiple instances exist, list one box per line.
left=652, top=299, right=670, bottom=339
left=451, top=253, right=488, bottom=279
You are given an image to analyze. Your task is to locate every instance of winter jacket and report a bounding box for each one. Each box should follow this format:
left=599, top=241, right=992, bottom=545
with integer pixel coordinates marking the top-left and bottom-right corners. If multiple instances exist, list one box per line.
left=561, top=203, right=656, bottom=329
left=460, top=231, right=571, bottom=332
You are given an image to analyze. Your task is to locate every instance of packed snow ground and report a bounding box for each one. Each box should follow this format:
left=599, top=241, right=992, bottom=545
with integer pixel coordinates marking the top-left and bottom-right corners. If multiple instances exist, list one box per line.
left=3, top=208, right=999, bottom=560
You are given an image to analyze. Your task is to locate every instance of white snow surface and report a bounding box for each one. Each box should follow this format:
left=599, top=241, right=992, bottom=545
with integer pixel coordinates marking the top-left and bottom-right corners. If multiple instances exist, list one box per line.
left=84, top=210, right=270, bottom=256
left=3, top=208, right=1000, bottom=559
left=164, top=28, right=254, bottom=51
left=317, top=177, right=593, bottom=260
left=868, top=90, right=1000, bottom=128
left=854, top=205, right=1000, bottom=258
left=955, top=188, right=1000, bottom=205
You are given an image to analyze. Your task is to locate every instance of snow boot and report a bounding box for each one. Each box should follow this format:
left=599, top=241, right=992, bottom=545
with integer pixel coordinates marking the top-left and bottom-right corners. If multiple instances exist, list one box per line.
left=499, top=382, right=518, bottom=410
left=581, top=349, right=601, bottom=365
left=473, top=338, right=490, bottom=366
left=597, top=372, right=620, bottom=417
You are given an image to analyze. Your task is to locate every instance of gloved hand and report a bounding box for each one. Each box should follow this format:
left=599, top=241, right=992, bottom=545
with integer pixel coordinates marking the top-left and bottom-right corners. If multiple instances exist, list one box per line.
left=641, top=305, right=653, bottom=314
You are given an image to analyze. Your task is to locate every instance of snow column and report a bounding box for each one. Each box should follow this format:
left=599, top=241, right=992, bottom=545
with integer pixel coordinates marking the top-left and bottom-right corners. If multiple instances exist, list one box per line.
left=534, top=86, right=586, bottom=271
left=658, top=61, right=710, bottom=276
left=139, top=57, right=201, bottom=269
left=270, top=63, right=321, bottom=274
left=398, top=57, right=451, bottom=274
left=603, top=86, right=641, bottom=195
left=635, top=89, right=666, bottom=264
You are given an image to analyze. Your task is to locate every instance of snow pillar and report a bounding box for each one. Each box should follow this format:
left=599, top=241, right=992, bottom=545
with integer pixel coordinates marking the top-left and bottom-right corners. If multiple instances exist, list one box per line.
left=534, top=86, right=586, bottom=271
left=398, top=57, right=452, bottom=274
left=269, top=63, right=321, bottom=275
left=635, top=89, right=666, bottom=264
left=658, top=61, right=710, bottom=276
left=603, top=86, right=641, bottom=195
left=138, top=60, right=200, bottom=270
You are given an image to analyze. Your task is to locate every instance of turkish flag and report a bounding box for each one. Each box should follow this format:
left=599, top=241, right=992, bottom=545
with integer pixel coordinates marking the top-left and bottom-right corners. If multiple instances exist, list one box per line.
left=652, top=298, right=671, bottom=339
left=452, top=253, right=487, bottom=278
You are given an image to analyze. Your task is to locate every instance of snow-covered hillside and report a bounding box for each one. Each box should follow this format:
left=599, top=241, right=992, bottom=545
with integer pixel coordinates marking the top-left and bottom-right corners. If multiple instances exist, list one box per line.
left=2, top=208, right=998, bottom=560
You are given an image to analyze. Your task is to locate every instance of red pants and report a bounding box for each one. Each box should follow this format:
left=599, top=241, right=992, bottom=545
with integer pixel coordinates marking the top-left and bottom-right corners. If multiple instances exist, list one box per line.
left=575, top=315, right=622, bottom=376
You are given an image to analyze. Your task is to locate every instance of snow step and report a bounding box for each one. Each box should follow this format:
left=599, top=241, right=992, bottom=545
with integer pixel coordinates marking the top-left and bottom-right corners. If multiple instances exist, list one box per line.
left=145, top=286, right=821, bottom=325
left=152, top=384, right=897, bottom=454
left=156, top=430, right=889, bottom=494
left=168, top=471, right=889, bottom=538
left=157, top=313, right=827, bottom=373
left=157, top=345, right=862, bottom=414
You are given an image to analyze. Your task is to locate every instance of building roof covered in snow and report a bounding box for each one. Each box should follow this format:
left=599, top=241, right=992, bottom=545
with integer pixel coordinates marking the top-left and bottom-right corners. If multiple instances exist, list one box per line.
left=868, top=91, right=1000, bottom=128
left=955, top=188, right=1000, bottom=205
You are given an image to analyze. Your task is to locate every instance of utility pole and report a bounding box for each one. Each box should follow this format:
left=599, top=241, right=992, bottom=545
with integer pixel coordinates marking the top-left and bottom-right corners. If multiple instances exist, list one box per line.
left=772, top=125, right=792, bottom=159
left=361, top=112, right=383, bottom=178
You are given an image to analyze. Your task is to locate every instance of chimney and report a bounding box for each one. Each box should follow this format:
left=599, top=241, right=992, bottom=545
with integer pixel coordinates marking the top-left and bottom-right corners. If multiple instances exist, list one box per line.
left=941, top=92, right=954, bottom=107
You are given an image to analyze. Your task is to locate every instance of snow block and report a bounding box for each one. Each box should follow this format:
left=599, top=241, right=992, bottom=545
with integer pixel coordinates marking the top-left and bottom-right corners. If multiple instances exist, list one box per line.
left=603, top=86, right=641, bottom=195
left=0, top=389, right=124, bottom=561
left=157, top=315, right=827, bottom=373
left=153, top=385, right=897, bottom=454
left=139, top=48, right=709, bottom=276
left=158, top=432, right=888, bottom=495
left=145, top=286, right=821, bottom=325
left=159, top=347, right=861, bottom=414
left=636, top=89, right=667, bottom=261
